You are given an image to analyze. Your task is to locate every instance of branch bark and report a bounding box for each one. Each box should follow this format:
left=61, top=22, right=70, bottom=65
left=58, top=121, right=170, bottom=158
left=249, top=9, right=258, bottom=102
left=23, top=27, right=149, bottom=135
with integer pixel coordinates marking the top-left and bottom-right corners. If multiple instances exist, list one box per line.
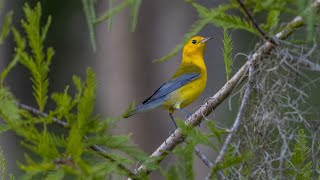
left=206, top=54, right=255, bottom=180
left=194, top=147, right=214, bottom=168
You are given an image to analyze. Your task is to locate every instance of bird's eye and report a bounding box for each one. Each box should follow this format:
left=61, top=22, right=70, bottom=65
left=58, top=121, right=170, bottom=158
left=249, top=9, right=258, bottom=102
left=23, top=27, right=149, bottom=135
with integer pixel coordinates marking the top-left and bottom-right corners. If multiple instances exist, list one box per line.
left=192, top=40, right=197, bottom=44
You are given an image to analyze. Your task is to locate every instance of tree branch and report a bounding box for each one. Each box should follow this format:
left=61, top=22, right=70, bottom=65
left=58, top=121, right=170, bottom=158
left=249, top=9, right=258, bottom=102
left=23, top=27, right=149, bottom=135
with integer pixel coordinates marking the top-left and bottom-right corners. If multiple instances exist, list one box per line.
left=206, top=55, right=255, bottom=180
left=236, top=0, right=277, bottom=46
left=17, top=103, right=137, bottom=179
left=289, top=55, right=320, bottom=72
left=134, top=61, right=249, bottom=176
left=18, top=103, right=68, bottom=127
left=194, top=147, right=213, bottom=168
left=133, top=0, right=320, bottom=177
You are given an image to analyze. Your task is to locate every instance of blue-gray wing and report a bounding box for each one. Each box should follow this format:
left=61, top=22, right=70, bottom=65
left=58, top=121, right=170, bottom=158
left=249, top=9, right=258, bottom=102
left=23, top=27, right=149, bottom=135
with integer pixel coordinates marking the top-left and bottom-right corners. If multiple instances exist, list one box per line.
left=142, top=73, right=200, bottom=105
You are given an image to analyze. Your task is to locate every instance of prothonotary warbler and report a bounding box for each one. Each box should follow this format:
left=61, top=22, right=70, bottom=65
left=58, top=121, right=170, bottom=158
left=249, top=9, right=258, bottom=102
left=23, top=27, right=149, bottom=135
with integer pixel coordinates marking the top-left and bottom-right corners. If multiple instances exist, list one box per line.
left=124, top=36, right=212, bottom=129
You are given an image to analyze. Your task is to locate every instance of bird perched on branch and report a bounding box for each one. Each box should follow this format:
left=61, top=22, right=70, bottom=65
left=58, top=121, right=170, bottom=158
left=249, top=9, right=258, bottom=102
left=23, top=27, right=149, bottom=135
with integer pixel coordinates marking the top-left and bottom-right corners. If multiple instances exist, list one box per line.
left=124, top=36, right=212, bottom=129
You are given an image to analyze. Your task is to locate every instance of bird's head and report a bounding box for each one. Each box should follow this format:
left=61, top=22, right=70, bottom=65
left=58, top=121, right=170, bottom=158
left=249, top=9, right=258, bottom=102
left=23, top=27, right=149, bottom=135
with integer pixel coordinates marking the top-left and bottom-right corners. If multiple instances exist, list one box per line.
left=182, top=36, right=212, bottom=59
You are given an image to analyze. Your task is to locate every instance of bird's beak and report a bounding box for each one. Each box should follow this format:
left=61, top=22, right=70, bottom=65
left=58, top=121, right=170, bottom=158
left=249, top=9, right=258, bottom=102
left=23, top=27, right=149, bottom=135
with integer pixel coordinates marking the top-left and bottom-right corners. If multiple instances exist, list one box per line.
left=201, top=37, right=213, bottom=43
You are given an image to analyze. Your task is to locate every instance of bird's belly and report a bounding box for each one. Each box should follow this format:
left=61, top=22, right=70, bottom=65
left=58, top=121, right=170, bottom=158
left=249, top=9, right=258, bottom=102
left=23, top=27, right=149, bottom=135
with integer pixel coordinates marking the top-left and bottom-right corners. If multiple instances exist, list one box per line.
left=162, top=77, right=206, bottom=110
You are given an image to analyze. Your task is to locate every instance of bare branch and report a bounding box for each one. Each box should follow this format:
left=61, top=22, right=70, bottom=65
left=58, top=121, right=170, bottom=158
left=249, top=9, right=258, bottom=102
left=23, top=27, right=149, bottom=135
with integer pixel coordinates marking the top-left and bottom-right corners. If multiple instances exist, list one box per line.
left=207, top=60, right=254, bottom=179
left=18, top=103, right=68, bottom=127
left=291, top=56, right=320, bottom=72
left=194, top=147, right=213, bottom=168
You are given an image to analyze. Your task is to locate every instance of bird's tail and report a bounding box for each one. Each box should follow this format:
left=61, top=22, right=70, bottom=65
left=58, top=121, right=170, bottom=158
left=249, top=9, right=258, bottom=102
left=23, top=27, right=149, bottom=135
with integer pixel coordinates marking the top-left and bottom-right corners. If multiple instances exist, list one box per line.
left=123, top=104, right=148, bottom=118
left=123, top=100, right=163, bottom=118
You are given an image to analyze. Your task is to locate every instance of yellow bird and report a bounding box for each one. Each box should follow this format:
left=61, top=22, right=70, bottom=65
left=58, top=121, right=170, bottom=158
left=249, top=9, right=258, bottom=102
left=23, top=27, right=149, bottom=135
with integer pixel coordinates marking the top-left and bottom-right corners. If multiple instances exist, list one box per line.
left=124, top=36, right=212, bottom=129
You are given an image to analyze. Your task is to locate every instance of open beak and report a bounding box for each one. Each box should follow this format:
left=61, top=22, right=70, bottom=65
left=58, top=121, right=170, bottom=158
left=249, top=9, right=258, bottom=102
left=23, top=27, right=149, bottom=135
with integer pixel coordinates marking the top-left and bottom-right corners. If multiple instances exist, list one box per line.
left=201, top=37, right=213, bottom=43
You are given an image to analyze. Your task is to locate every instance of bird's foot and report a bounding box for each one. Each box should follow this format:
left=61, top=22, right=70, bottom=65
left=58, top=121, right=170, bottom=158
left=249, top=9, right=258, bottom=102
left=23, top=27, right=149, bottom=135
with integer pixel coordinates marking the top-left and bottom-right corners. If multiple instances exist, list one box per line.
left=180, top=109, right=192, bottom=119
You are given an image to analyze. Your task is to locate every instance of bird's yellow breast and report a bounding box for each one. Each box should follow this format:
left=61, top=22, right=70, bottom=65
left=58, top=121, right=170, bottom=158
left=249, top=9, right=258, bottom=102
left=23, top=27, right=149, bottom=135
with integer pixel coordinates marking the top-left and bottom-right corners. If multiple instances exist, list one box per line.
left=162, top=66, right=207, bottom=111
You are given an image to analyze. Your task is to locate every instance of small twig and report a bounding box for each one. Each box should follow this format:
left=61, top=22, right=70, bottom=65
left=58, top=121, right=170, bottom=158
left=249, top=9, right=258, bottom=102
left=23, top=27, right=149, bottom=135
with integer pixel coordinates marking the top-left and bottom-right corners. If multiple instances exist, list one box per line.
left=279, top=52, right=320, bottom=72
left=53, top=157, right=75, bottom=167
left=206, top=56, right=255, bottom=180
left=304, top=38, right=317, bottom=57
left=18, top=103, right=68, bottom=127
left=194, top=147, right=213, bottom=168
left=236, top=0, right=277, bottom=46
left=296, top=56, right=320, bottom=72
left=17, top=103, right=136, bottom=178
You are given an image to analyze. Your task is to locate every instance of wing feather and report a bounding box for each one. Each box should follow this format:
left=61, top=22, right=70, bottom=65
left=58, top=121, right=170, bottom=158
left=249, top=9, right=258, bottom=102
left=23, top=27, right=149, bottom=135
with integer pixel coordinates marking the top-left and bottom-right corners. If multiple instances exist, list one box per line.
left=142, top=73, right=200, bottom=104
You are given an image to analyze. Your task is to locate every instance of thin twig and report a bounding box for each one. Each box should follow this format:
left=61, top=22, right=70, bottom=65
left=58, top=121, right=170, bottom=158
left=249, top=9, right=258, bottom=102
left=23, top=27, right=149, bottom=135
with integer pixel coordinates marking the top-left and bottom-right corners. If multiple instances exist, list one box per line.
left=18, top=103, right=68, bottom=127
left=17, top=103, right=136, bottom=178
left=194, top=147, right=213, bottom=168
left=206, top=57, right=255, bottom=179
left=236, top=0, right=277, bottom=46
left=291, top=56, right=320, bottom=72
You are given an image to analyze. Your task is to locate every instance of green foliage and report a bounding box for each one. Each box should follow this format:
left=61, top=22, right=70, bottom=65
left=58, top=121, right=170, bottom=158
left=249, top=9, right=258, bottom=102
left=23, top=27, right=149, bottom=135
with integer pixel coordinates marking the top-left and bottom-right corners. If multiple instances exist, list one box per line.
left=206, top=120, right=225, bottom=145
left=211, top=13, right=257, bottom=34
left=94, top=0, right=141, bottom=27
left=0, top=148, right=15, bottom=180
left=0, top=11, right=13, bottom=45
left=163, top=137, right=196, bottom=180
left=222, top=29, right=233, bottom=81
left=0, top=10, right=16, bottom=85
left=246, top=0, right=289, bottom=13
left=83, top=0, right=142, bottom=51
left=264, top=10, right=280, bottom=33
left=122, top=101, right=135, bottom=118
left=129, top=0, right=141, bottom=31
left=13, top=2, right=53, bottom=112
left=0, top=125, right=15, bottom=180
left=178, top=120, right=216, bottom=149
left=0, top=54, right=19, bottom=86
left=0, top=67, right=147, bottom=178
left=154, top=2, right=257, bottom=63
left=0, top=0, right=3, bottom=12
left=82, top=0, right=97, bottom=52
left=286, top=129, right=312, bottom=179
left=209, top=147, right=250, bottom=179
left=0, top=101, right=15, bottom=180
left=107, top=0, right=115, bottom=30
left=0, top=2, right=148, bottom=179
left=0, top=146, right=6, bottom=180
left=161, top=119, right=225, bottom=179
left=194, top=2, right=257, bottom=33
left=82, top=0, right=319, bottom=64
left=173, top=142, right=196, bottom=180
left=0, top=87, right=21, bottom=130
left=153, top=18, right=210, bottom=63
left=302, top=0, right=318, bottom=41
